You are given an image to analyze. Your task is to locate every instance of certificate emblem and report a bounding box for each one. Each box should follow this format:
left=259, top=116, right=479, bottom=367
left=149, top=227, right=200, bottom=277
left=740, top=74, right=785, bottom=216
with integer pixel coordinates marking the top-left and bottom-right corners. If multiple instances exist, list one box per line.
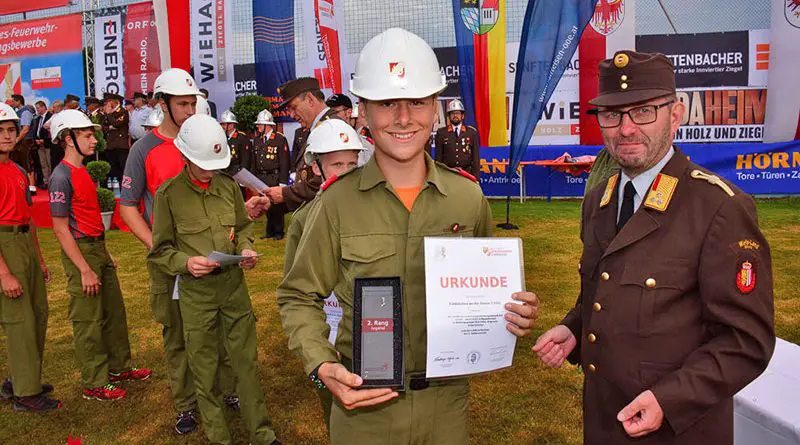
left=467, top=350, right=481, bottom=365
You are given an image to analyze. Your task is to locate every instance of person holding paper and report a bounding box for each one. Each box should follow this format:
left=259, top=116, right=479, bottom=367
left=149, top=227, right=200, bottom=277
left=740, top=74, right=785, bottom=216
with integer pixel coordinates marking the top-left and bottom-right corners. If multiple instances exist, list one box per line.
left=148, top=114, right=281, bottom=445
left=533, top=51, right=775, bottom=445
left=120, top=68, right=239, bottom=434
left=277, top=28, right=539, bottom=445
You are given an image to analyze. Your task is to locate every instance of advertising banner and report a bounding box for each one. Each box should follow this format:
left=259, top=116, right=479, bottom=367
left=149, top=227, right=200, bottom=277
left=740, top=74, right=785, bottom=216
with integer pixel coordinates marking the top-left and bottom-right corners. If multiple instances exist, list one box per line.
left=477, top=140, right=800, bottom=198
left=299, top=0, right=353, bottom=98
left=0, top=0, right=70, bottom=16
left=124, top=2, right=161, bottom=96
left=252, top=0, right=294, bottom=120
left=190, top=0, right=236, bottom=113
left=763, top=0, right=800, bottom=142
left=94, top=13, right=125, bottom=97
left=0, top=14, right=86, bottom=105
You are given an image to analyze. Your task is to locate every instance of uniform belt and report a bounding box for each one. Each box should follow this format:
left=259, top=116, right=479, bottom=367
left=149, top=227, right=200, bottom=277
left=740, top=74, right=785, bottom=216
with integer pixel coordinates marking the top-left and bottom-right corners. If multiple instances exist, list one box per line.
left=0, top=224, right=30, bottom=233
left=76, top=233, right=105, bottom=243
left=408, top=375, right=430, bottom=391
left=257, top=169, right=280, bottom=175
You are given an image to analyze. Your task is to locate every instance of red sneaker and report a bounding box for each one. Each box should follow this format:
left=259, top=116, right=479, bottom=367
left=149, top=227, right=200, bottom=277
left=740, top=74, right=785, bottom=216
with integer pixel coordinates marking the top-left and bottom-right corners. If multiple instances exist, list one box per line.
left=82, top=384, right=126, bottom=401
left=109, top=367, right=152, bottom=382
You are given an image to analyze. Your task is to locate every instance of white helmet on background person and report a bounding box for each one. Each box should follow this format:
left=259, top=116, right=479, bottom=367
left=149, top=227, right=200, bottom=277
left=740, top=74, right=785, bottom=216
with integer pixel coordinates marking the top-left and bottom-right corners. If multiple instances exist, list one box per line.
left=153, top=68, right=202, bottom=97
left=304, top=119, right=366, bottom=165
left=447, top=99, right=465, bottom=113
left=49, top=109, right=100, bottom=143
left=219, top=109, right=238, bottom=124
left=195, top=96, right=212, bottom=116
left=350, top=28, right=446, bottom=101
left=173, top=114, right=230, bottom=170
left=254, top=109, right=275, bottom=125
left=0, top=103, right=19, bottom=123
left=143, top=107, right=164, bottom=128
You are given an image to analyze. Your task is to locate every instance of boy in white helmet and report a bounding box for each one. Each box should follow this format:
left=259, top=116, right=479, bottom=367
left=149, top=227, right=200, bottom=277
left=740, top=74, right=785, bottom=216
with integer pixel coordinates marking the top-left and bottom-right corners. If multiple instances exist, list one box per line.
left=0, top=103, right=59, bottom=412
left=48, top=110, right=152, bottom=402
left=121, top=68, right=238, bottom=434
left=276, top=28, right=540, bottom=444
left=218, top=110, right=251, bottom=176
left=148, top=114, right=281, bottom=445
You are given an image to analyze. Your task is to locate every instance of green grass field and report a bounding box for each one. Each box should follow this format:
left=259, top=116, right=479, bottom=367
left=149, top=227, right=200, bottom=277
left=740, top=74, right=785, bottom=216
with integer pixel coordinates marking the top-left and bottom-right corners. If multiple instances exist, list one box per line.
left=1, top=198, right=798, bottom=444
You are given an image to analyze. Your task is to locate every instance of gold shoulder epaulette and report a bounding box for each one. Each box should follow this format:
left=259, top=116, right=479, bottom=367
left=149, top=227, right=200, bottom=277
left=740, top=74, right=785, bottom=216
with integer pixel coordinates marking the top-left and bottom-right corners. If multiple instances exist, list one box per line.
left=690, top=170, right=734, bottom=197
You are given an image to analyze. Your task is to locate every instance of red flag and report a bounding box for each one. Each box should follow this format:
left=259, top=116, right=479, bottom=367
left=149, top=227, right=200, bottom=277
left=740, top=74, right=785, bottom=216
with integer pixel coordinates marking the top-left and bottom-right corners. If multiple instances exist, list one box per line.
left=67, top=435, right=82, bottom=445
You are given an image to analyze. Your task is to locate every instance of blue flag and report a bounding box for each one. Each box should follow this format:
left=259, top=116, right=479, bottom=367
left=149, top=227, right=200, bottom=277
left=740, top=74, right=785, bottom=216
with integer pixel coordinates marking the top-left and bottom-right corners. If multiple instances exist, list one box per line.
left=508, top=0, right=598, bottom=177
left=252, top=0, right=295, bottom=113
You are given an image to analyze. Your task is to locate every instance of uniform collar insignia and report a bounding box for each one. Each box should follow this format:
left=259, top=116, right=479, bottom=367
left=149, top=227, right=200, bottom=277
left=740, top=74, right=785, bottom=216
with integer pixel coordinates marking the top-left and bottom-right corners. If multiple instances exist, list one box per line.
left=599, top=174, right=619, bottom=208
left=643, top=173, right=678, bottom=212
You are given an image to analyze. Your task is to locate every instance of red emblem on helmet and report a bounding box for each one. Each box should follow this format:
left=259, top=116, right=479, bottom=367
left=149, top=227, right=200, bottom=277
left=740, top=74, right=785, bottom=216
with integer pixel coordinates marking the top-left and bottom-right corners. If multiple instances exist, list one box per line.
left=186, top=78, right=193, bottom=87
left=213, top=143, right=222, bottom=154
left=590, top=0, right=625, bottom=36
left=736, top=260, right=756, bottom=294
left=339, top=132, right=349, bottom=143
left=389, top=62, right=406, bottom=79
left=787, top=0, right=800, bottom=28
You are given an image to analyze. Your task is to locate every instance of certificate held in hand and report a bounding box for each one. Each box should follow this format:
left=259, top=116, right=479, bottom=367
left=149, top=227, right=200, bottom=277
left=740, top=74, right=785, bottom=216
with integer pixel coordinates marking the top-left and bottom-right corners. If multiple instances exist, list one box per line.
left=424, top=237, right=525, bottom=379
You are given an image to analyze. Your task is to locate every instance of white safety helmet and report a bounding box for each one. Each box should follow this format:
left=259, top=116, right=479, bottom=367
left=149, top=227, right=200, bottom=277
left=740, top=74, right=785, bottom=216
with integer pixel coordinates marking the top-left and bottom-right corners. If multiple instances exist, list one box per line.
left=350, top=28, right=446, bottom=101
left=153, top=68, right=202, bottom=97
left=219, top=109, right=238, bottom=124
left=254, top=109, right=275, bottom=125
left=174, top=114, right=231, bottom=170
left=49, top=109, right=100, bottom=143
left=447, top=99, right=465, bottom=113
left=195, top=96, right=212, bottom=116
left=143, top=107, right=164, bottom=128
left=304, top=119, right=366, bottom=165
left=0, top=103, right=19, bottom=123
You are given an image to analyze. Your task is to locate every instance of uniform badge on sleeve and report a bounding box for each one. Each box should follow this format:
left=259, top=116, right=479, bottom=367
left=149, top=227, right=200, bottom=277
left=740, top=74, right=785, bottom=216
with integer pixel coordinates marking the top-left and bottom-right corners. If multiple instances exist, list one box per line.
left=736, top=260, right=756, bottom=294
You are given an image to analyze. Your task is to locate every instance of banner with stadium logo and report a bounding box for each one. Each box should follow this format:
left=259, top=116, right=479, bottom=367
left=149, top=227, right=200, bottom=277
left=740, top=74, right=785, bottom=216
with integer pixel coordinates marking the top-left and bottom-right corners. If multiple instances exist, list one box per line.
left=94, top=13, right=125, bottom=98
left=190, top=0, right=236, bottom=115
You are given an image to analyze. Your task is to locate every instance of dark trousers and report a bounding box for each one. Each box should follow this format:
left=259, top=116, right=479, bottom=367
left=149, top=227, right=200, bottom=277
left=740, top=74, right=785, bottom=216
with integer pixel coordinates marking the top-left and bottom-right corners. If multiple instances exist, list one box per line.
left=257, top=171, right=285, bottom=237
left=105, top=149, right=128, bottom=183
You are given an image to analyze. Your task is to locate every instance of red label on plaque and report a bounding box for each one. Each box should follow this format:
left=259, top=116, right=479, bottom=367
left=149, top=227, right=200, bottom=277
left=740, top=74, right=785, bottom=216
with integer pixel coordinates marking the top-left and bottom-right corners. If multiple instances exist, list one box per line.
left=362, top=318, right=394, bottom=333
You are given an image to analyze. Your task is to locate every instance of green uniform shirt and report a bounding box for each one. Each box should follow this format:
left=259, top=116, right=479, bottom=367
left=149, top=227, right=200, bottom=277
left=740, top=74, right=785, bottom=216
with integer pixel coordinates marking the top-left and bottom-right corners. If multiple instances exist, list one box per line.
left=584, top=148, right=620, bottom=197
left=277, top=154, right=493, bottom=376
left=148, top=168, right=254, bottom=276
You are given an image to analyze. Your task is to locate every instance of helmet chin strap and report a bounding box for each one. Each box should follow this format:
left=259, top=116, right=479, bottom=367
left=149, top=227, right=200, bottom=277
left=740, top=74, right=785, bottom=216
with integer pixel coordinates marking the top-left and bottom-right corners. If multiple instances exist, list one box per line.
left=314, top=158, right=327, bottom=182
left=163, top=94, right=181, bottom=130
left=69, top=129, right=90, bottom=157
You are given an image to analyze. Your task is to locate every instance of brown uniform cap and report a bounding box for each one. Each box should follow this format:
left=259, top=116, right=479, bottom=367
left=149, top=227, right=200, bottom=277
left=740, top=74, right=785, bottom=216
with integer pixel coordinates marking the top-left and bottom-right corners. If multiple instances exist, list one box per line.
left=84, top=96, right=102, bottom=105
left=277, top=77, right=321, bottom=110
left=65, top=94, right=80, bottom=103
left=589, top=50, right=676, bottom=107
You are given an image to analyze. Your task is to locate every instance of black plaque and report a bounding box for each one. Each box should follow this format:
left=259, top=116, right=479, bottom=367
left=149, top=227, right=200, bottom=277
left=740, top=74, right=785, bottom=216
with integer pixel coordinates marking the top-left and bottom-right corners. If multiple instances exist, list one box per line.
left=352, top=277, right=404, bottom=389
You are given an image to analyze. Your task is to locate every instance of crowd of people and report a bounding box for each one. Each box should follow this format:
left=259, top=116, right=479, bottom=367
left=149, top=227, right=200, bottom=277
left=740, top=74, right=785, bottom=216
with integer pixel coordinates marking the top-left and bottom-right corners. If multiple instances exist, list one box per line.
left=0, top=26, right=775, bottom=445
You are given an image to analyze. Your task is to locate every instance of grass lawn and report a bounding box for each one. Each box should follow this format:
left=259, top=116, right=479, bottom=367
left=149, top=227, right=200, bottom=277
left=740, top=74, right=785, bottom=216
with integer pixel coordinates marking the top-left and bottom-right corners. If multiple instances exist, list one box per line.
left=1, top=198, right=798, bottom=444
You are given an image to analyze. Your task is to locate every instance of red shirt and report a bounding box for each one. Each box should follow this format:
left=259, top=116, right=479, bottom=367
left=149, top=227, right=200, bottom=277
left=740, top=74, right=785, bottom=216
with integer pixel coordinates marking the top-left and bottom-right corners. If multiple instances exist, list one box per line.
left=120, top=128, right=185, bottom=225
left=49, top=160, right=104, bottom=238
left=0, top=160, right=32, bottom=225
left=190, top=176, right=210, bottom=190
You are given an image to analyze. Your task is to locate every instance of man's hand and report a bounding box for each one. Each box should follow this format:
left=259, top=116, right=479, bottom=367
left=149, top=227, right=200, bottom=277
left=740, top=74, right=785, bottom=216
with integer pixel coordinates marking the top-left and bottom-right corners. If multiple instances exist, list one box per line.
left=617, top=390, right=664, bottom=438
left=532, top=325, right=577, bottom=368
left=504, top=291, right=539, bottom=337
left=318, top=362, right=398, bottom=410
left=267, top=186, right=284, bottom=204
left=40, top=262, right=51, bottom=283
left=81, top=268, right=101, bottom=296
left=245, top=195, right=271, bottom=220
left=1, top=273, right=23, bottom=298
left=239, top=249, right=258, bottom=270
left=186, top=256, right=219, bottom=278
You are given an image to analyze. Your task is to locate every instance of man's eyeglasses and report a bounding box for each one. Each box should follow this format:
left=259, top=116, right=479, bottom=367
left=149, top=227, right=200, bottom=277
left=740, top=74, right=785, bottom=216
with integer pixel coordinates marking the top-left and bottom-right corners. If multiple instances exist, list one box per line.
left=589, top=101, right=674, bottom=128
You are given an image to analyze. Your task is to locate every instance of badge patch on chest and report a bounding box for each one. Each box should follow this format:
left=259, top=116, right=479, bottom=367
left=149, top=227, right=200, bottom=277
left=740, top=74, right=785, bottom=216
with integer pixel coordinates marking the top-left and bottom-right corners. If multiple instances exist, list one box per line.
left=643, top=173, right=678, bottom=212
left=736, top=260, right=756, bottom=294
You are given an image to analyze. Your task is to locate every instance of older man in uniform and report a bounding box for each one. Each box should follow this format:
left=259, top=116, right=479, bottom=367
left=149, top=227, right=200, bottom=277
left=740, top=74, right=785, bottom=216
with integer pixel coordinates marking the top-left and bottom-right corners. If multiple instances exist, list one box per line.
left=64, top=94, right=81, bottom=111
left=276, top=28, right=539, bottom=445
left=267, top=77, right=340, bottom=211
left=533, top=50, right=775, bottom=445
left=101, top=92, right=130, bottom=184
left=129, top=92, right=153, bottom=145
left=85, top=97, right=103, bottom=120
left=434, top=99, right=481, bottom=180
left=249, top=110, right=289, bottom=240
